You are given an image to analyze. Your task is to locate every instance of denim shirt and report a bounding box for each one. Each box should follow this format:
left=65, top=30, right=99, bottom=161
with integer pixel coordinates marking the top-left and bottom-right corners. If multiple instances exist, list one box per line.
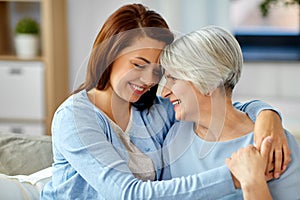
left=163, top=121, right=300, bottom=200
left=41, top=90, right=277, bottom=199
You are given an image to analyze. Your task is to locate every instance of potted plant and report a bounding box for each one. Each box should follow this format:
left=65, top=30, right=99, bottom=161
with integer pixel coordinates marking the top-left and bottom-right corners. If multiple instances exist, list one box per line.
left=14, top=17, right=40, bottom=59
left=260, top=0, right=300, bottom=16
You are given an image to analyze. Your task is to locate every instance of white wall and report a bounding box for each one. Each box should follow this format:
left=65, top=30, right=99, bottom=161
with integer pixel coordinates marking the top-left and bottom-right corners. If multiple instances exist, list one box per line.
left=233, top=62, right=300, bottom=140
left=67, top=0, right=133, bottom=91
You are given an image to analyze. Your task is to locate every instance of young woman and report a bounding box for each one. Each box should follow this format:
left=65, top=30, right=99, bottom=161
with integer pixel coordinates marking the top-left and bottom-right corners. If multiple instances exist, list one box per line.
left=160, top=26, right=300, bottom=199
left=41, top=4, right=290, bottom=199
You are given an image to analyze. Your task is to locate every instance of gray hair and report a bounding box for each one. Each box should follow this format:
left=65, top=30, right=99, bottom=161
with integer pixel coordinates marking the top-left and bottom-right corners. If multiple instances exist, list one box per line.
left=160, top=26, right=243, bottom=94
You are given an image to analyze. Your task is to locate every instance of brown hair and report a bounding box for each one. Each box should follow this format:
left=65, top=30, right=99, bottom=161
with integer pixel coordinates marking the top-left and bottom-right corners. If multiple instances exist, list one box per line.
left=73, top=4, right=174, bottom=110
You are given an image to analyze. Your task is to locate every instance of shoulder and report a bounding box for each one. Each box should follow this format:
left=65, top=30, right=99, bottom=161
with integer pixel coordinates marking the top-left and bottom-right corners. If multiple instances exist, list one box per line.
left=55, top=90, right=104, bottom=118
left=55, top=90, right=90, bottom=113
left=285, top=130, right=300, bottom=157
left=276, top=130, right=300, bottom=178
left=52, top=90, right=108, bottom=135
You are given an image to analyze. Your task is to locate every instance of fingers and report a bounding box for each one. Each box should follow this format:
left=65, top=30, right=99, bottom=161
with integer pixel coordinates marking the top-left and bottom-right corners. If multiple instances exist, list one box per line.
left=265, top=172, right=274, bottom=182
left=260, top=136, right=274, bottom=178
left=255, top=135, right=263, bottom=150
left=274, top=148, right=283, bottom=178
left=260, top=138, right=275, bottom=181
left=272, top=137, right=291, bottom=178
left=266, top=140, right=275, bottom=177
left=260, top=136, right=272, bottom=162
left=266, top=143, right=291, bottom=179
left=282, top=143, right=291, bottom=173
left=225, top=157, right=231, bottom=167
left=225, top=157, right=241, bottom=189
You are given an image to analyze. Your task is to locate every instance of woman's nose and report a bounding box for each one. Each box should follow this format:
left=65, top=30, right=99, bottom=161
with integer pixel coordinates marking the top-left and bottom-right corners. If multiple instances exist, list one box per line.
left=161, top=85, right=172, bottom=98
left=140, top=70, right=160, bottom=85
left=140, top=75, right=155, bottom=85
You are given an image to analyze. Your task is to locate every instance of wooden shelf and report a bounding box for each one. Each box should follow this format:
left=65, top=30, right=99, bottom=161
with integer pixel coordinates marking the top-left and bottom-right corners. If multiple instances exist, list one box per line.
left=0, top=55, right=43, bottom=61
left=0, top=0, right=41, bottom=2
left=0, top=118, right=45, bottom=123
left=0, top=0, right=69, bottom=135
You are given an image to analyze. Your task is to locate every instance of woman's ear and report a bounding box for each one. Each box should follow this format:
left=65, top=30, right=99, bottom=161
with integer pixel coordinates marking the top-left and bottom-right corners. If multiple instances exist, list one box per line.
left=205, top=91, right=213, bottom=97
left=205, top=86, right=225, bottom=97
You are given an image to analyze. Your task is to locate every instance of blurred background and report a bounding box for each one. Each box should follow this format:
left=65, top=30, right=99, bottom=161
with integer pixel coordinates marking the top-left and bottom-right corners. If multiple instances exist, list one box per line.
left=0, top=0, right=299, bottom=141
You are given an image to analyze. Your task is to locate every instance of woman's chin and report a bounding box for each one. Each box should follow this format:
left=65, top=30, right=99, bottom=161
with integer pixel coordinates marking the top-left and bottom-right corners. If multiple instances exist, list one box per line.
left=175, top=113, right=182, bottom=121
left=129, top=96, right=141, bottom=103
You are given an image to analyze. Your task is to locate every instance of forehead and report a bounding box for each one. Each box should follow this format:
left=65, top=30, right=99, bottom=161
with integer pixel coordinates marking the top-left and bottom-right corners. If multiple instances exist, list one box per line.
left=121, top=37, right=166, bottom=55
left=163, top=68, right=178, bottom=77
left=116, top=37, right=165, bottom=65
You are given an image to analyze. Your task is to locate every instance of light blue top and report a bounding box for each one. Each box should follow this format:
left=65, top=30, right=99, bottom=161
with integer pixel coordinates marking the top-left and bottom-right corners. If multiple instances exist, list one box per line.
left=41, top=90, right=278, bottom=199
left=162, top=121, right=300, bottom=200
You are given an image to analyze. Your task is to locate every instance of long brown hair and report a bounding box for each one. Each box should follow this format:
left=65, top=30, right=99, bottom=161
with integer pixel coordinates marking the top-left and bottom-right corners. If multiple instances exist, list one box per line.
left=73, top=4, right=174, bottom=110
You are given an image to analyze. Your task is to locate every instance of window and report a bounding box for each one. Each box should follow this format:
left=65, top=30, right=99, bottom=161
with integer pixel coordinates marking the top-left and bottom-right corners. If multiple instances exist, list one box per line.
left=230, top=0, right=300, bottom=61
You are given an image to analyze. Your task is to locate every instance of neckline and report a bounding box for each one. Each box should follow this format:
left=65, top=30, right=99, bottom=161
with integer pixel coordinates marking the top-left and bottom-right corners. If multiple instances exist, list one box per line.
left=81, top=89, right=133, bottom=134
left=106, top=109, right=133, bottom=135
left=188, top=122, right=254, bottom=144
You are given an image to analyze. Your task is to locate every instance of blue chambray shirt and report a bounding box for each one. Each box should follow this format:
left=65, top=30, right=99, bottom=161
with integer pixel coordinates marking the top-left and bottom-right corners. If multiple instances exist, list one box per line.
left=163, top=121, right=300, bottom=200
left=41, top=90, right=277, bottom=199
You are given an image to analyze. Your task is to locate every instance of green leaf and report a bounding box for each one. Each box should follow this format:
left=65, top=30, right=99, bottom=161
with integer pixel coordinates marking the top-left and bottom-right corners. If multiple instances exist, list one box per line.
left=15, top=17, right=39, bottom=34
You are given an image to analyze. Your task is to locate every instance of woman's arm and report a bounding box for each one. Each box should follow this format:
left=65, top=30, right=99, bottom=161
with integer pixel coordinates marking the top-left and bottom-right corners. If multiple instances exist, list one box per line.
left=51, top=103, right=237, bottom=199
left=233, top=100, right=291, bottom=178
left=225, top=137, right=273, bottom=200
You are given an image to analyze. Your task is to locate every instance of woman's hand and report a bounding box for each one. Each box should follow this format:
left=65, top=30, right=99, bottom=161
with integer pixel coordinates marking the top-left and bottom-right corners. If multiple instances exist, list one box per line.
left=226, top=137, right=273, bottom=200
left=254, top=110, right=291, bottom=179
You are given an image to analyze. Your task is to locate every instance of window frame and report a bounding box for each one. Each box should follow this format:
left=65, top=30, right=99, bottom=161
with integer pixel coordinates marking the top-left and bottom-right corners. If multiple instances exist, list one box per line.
left=235, top=33, right=300, bottom=61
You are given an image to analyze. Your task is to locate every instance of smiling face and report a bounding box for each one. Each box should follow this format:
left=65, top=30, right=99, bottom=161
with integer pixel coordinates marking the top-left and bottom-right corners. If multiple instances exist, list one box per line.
left=109, top=37, right=165, bottom=103
left=162, top=71, right=208, bottom=122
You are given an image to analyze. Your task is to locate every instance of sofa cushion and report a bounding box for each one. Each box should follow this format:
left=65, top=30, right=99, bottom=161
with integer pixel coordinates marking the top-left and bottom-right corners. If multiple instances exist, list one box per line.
left=0, top=132, right=53, bottom=176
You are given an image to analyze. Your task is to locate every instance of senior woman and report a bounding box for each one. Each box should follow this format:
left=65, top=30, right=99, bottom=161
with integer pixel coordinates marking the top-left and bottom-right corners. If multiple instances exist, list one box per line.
left=160, top=26, right=300, bottom=199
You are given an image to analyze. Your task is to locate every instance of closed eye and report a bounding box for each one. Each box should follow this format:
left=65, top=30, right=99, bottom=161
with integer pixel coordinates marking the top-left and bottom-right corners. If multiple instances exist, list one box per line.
left=133, top=63, right=146, bottom=69
left=132, top=57, right=150, bottom=69
left=132, top=62, right=162, bottom=77
left=165, top=74, right=177, bottom=81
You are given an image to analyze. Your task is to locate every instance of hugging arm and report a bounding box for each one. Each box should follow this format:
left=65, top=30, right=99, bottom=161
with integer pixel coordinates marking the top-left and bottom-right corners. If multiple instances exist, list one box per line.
left=234, top=100, right=290, bottom=178
left=49, top=106, right=238, bottom=199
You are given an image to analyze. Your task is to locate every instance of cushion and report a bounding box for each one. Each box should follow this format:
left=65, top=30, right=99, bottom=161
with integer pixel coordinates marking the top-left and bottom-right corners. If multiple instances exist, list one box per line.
left=0, top=132, right=53, bottom=176
left=0, top=166, right=52, bottom=200
left=0, top=174, right=40, bottom=200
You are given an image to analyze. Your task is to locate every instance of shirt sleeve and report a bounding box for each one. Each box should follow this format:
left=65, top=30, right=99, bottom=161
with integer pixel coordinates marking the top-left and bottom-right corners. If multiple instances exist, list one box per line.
left=233, top=100, right=282, bottom=122
left=51, top=102, right=237, bottom=199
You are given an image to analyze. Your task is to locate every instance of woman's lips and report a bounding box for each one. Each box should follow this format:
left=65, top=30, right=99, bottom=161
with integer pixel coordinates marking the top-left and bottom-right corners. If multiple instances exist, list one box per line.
left=129, top=83, right=147, bottom=95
